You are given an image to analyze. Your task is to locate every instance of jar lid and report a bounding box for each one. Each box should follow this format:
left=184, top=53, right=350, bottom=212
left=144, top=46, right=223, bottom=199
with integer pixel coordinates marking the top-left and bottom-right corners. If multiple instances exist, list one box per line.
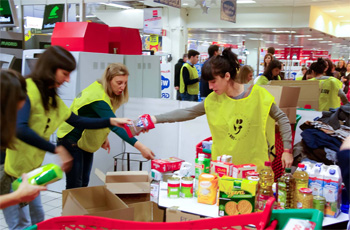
left=299, top=188, right=312, bottom=194
left=246, top=171, right=259, bottom=176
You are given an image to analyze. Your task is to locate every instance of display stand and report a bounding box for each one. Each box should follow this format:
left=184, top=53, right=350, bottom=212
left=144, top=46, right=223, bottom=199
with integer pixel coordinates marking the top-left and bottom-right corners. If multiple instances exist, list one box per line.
left=113, top=152, right=149, bottom=171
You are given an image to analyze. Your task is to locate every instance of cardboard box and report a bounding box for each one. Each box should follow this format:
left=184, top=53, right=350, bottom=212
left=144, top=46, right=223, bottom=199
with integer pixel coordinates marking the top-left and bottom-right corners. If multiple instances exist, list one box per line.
left=166, top=208, right=203, bottom=222
left=232, top=164, right=257, bottom=179
left=260, top=85, right=300, bottom=123
left=269, top=80, right=319, bottom=111
left=151, top=157, right=184, bottom=173
left=210, top=160, right=234, bottom=177
left=128, top=201, right=165, bottom=222
left=95, top=169, right=151, bottom=204
left=62, top=186, right=133, bottom=220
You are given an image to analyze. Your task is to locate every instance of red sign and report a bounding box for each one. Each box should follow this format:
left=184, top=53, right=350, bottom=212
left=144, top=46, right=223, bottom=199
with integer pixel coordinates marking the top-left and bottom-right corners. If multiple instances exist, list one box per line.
left=161, top=29, right=166, bottom=36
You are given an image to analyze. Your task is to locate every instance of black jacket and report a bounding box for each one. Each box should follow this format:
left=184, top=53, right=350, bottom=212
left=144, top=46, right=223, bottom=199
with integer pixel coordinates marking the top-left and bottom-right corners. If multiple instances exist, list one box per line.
left=174, top=59, right=185, bottom=87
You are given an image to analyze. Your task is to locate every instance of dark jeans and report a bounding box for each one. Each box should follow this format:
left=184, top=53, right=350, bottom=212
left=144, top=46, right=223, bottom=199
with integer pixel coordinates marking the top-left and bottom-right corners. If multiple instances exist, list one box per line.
left=176, top=90, right=182, bottom=100
left=58, top=138, right=94, bottom=189
left=181, top=92, right=198, bottom=102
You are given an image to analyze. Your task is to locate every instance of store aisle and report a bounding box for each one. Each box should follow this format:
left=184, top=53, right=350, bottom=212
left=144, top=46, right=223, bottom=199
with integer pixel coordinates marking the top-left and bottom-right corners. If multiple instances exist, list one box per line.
left=0, top=190, right=63, bottom=230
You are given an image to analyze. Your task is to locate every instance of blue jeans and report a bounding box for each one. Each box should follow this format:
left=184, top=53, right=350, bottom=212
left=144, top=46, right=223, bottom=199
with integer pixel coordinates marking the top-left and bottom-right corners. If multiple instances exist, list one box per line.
left=3, top=191, right=44, bottom=230
left=181, top=92, right=198, bottom=102
left=58, top=138, right=94, bottom=189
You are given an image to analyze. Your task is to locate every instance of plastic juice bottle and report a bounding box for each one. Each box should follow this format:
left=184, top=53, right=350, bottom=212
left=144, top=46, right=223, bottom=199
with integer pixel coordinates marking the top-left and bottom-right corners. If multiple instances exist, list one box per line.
left=277, top=168, right=295, bottom=209
left=293, top=163, right=309, bottom=207
left=255, top=161, right=275, bottom=212
left=194, top=154, right=210, bottom=197
left=12, top=163, right=63, bottom=191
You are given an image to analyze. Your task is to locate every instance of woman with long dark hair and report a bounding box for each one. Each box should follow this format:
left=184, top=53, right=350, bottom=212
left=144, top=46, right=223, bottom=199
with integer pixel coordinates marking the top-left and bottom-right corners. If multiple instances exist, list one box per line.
left=255, top=59, right=282, bottom=85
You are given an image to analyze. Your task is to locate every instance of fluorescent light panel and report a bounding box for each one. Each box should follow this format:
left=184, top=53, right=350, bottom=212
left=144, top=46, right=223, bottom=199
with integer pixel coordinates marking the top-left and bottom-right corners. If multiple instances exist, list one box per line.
left=230, top=34, right=246, bottom=36
left=272, top=30, right=296, bottom=33
left=206, top=29, right=225, bottom=32
left=308, top=38, right=323, bottom=40
left=237, top=0, right=256, bottom=3
left=100, top=3, right=132, bottom=9
left=294, top=35, right=312, bottom=37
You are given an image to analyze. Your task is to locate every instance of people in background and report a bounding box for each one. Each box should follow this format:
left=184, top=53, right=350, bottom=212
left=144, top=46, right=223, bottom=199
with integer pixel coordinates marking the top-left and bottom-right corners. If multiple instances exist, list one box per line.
left=308, top=58, right=348, bottom=111
left=341, top=63, right=350, bottom=95
left=237, top=65, right=254, bottom=84
left=0, top=70, right=46, bottom=209
left=255, top=60, right=282, bottom=85
left=57, top=63, right=155, bottom=190
left=200, top=45, right=220, bottom=98
left=296, top=66, right=308, bottom=80
left=179, top=49, right=200, bottom=101
left=174, top=54, right=188, bottom=100
left=324, top=58, right=334, bottom=77
left=148, top=48, right=293, bottom=171
left=302, top=68, right=313, bottom=80
left=1, top=46, right=132, bottom=230
left=267, top=47, right=278, bottom=60
left=335, top=60, right=347, bottom=77
left=263, top=53, right=273, bottom=70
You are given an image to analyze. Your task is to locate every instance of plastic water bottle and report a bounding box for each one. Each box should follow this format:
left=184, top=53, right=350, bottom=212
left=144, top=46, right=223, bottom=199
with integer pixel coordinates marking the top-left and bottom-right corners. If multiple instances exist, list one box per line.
left=255, top=161, right=275, bottom=212
left=12, top=163, right=63, bottom=191
left=277, top=168, right=295, bottom=209
left=124, top=114, right=155, bottom=138
left=293, top=163, right=309, bottom=207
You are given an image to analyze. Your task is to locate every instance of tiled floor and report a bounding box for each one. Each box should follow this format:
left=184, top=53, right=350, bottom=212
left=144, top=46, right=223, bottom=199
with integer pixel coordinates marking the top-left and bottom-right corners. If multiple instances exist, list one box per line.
left=0, top=190, right=62, bottom=230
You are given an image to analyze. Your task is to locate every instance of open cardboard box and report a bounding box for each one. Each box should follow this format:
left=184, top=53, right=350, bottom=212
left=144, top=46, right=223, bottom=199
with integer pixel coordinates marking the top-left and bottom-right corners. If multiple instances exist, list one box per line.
left=128, top=201, right=165, bottom=222
left=62, top=186, right=134, bottom=220
left=95, top=168, right=151, bottom=204
left=260, top=85, right=300, bottom=123
left=166, top=208, right=203, bottom=222
left=269, top=80, right=319, bottom=111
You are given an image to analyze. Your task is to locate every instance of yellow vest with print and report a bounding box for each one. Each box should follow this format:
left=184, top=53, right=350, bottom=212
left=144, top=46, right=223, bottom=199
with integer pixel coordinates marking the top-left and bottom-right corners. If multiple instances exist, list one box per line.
left=319, top=77, right=342, bottom=111
left=179, top=63, right=199, bottom=95
left=204, top=85, right=275, bottom=171
left=5, top=78, right=71, bottom=178
left=57, top=81, right=116, bottom=153
left=255, top=75, right=281, bottom=85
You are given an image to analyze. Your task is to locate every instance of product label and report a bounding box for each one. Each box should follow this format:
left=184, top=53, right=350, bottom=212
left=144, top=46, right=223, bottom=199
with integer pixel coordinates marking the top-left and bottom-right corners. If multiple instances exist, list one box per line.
left=277, top=182, right=286, bottom=209
left=256, top=194, right=270, bottom=211
left=323, top=182, right=338, bottom=202
left=309, top=180, right=323, bottom=196
left=215, top=166, right=227, bottom=177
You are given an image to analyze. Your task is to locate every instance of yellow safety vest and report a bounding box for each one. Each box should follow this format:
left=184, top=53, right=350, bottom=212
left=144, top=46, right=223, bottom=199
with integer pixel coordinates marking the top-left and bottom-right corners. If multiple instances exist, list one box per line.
left=319, top=77, right=342, bottom=111
left=204, top=85, right=275, bottom=171
left=255, top=75, right=281, bottom=85
left=57, top=81, right=116, bottom=153
left=5, top=79, right=71, bottom=178
left=295, top=76, right=303, bottom=81
left=179, top=63, right=199, bottom=95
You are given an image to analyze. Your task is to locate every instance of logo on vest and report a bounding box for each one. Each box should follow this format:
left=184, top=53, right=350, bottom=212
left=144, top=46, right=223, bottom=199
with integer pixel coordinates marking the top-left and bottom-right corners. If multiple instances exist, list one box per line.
left=320, top=89, right=329, bottom=94
left=228, top=115, right=250, bottom=141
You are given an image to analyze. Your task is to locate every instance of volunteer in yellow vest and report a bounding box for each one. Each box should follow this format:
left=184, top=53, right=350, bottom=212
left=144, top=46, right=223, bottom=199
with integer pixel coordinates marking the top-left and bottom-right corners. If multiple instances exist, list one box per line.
left=179, top=49, right=200, bottom=101
left=1, top=46, right=131, bottom=230
left=255, top=59, right=282, bottom=85
left=148, top=48, right=293, bottom=172
left=57, top=63, right=155, bottom=190
left=307, top=58, right=348, bottom=111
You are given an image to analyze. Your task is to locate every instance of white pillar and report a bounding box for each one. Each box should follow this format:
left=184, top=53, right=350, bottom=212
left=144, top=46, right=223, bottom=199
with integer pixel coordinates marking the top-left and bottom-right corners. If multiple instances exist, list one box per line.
left=245, top=40, right=263, bottom=76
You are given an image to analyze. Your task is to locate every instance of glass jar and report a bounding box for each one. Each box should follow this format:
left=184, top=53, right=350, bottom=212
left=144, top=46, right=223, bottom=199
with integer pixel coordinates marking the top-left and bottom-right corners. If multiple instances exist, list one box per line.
left=296, top=188, right=313, bottom=209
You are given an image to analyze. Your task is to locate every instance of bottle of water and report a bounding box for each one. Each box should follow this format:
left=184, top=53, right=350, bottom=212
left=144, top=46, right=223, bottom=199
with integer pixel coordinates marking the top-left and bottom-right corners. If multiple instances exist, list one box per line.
left=255, top=161, right=275, bottom=212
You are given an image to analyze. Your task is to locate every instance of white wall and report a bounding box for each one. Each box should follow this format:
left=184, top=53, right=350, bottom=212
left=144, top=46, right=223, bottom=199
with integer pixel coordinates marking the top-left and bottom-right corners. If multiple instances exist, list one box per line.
left=94, top=9, right=144, bottom=29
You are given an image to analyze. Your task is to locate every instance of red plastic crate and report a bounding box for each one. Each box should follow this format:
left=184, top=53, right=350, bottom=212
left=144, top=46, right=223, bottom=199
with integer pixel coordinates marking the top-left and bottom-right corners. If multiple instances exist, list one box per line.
left=195, top=136, right=212, bottom=159
left=28, top=198, right=278, bottom=230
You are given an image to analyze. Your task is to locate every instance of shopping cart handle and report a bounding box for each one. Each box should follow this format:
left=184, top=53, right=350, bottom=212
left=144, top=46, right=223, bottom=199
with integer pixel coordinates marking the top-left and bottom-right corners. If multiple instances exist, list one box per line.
left=257, top=197, right=276, bottom=230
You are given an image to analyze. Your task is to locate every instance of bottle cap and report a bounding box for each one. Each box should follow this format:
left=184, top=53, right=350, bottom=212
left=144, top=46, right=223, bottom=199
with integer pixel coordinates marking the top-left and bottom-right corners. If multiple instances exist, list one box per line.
left=298, top=163, right=305, bottom=168
left=329, top=169, right=336, bottom=175
left=285, top=168, right=291, bottom=173
left=299, top=188, right=312, bottom=194
left=264, top=161, right=271, bottom=166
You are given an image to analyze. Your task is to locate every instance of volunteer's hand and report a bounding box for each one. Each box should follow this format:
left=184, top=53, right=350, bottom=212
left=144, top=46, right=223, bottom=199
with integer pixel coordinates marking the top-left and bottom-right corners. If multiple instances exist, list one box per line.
left=281, top=151, right=293, bottom=169
left=134, top=141, right=155, bottom=160
left=14, top=174, right=46, bottom=203
left=110, top=118, right=132, bottom=128
left=175, top=86, right=179, bottom=90
left=55, top=145, right=73, bottom=172
left=101, top=137, right=110, bottom=154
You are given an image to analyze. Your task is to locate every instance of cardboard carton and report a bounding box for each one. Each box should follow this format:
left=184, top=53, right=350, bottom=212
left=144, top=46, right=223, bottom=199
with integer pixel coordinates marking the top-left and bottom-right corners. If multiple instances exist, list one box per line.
left=95, top=169, right=151, bottom=204
left=151, top=157, right=184, bottom=173
left=232, top=164, right=257, bottom=179
left=166, top=208, right=202, bottom=222
left=62, top=186, right=133, bottom=220
left=269, top=80, right=319, bottom=111
left=260, top=85, right=300, bottom=123
left=128, top=201, right=165, bottom=222
left=210, top=160, right=234, bottom=177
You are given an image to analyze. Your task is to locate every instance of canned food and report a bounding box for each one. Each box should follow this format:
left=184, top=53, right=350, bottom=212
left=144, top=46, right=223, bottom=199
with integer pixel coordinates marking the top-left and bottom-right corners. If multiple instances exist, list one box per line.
left=181, top=177, right=194, bottom=198
left=296, top=188, right=313, bottom=209
left=313, top=195, right=326, bottom=214
left=168, top=177, right=180, bottom=198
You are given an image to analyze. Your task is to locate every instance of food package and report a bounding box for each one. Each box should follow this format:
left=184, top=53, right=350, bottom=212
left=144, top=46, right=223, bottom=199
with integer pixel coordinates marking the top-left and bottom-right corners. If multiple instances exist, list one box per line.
left=197, top=173, right=218, bottom=205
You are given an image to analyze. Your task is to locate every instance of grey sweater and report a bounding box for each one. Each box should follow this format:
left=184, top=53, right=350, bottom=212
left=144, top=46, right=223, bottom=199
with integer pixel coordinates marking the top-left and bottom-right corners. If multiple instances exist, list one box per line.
left=155, top=87, right=292, bottom=149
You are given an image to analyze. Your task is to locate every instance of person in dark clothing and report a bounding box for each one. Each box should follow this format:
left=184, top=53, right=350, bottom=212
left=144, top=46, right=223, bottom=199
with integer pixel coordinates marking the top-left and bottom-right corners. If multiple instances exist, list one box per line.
left=179, top=50, right=200, bottom=101
left=174, top=54, right=188, bottom=100
left=267, top=47, right=278, bottom=60
left=200, top=45, right=220, bottom=98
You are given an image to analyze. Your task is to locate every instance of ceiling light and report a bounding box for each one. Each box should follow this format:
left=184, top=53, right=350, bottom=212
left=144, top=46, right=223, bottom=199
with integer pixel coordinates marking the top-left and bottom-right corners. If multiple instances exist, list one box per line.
left=182, top=3, right=189, bottom=5
left=237, top=0, right=256, bottom=3
left=294, top=35, right=312, bottom=37
left=308, top=38, right=323, bottom=40
left=206, top=29, right=225, bottom=32
left=272, top=30, right=296, bottom=33
left=229, top=34, right=246, bottom=36
left=338, top=16, right=344, bottom=18
left=319, top=41, right=332, bottom=43
left=100, top=3, right=132, bottom=9
left=265, top=41, right=275, bottom=43
left=249, top=38, right=263, bottom=40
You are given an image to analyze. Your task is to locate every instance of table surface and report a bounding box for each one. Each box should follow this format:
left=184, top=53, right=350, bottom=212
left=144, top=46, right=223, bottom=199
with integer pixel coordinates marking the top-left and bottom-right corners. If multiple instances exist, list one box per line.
left=158, top=182, right=349, bottom=226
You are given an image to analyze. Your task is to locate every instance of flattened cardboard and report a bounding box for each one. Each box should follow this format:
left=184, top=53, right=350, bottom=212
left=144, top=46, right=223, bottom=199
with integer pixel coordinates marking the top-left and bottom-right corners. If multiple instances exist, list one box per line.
left=269, top=80, right=319, bottom=110
left=62, top=186, right=133, bottom=221
left=128, top=201, right=164, bottom=222
left=280, top=107, right=297, bottom=124
left=166, top=209, right=202, bottom=222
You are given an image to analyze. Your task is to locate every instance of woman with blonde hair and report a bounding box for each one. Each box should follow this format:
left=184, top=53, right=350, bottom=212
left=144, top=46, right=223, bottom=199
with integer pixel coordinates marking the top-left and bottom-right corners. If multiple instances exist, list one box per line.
left=57, top=63, right=155, bottom=189
left=236, top=65, right=254, bottom=84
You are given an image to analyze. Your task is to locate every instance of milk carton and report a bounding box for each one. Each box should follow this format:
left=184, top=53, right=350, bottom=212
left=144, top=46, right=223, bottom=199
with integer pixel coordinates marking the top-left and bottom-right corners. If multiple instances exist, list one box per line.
left=324, top=165, right=342, bottom=218
left=301, top=161, right=314, bottom=176
left=309, top=163, right=324, bottom=196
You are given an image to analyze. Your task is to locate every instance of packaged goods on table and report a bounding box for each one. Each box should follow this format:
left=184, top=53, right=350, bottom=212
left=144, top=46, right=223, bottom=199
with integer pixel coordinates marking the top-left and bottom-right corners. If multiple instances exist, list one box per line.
left=296, top=188, right=313, bottom=209
left=232, top=164, right=257, bottom=179
left=197, top=173, right=218, bottom=205
left=195, top=154, right=211, bottom=197
left=151, top=157, right=184, bottom=173
left=255, top=161, right=274, bottom=212
left=218, top=176, right=257, bottom=216
left=210, top=160, right=234, bottom=177
left=277, top=168, right=295, bottom=209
